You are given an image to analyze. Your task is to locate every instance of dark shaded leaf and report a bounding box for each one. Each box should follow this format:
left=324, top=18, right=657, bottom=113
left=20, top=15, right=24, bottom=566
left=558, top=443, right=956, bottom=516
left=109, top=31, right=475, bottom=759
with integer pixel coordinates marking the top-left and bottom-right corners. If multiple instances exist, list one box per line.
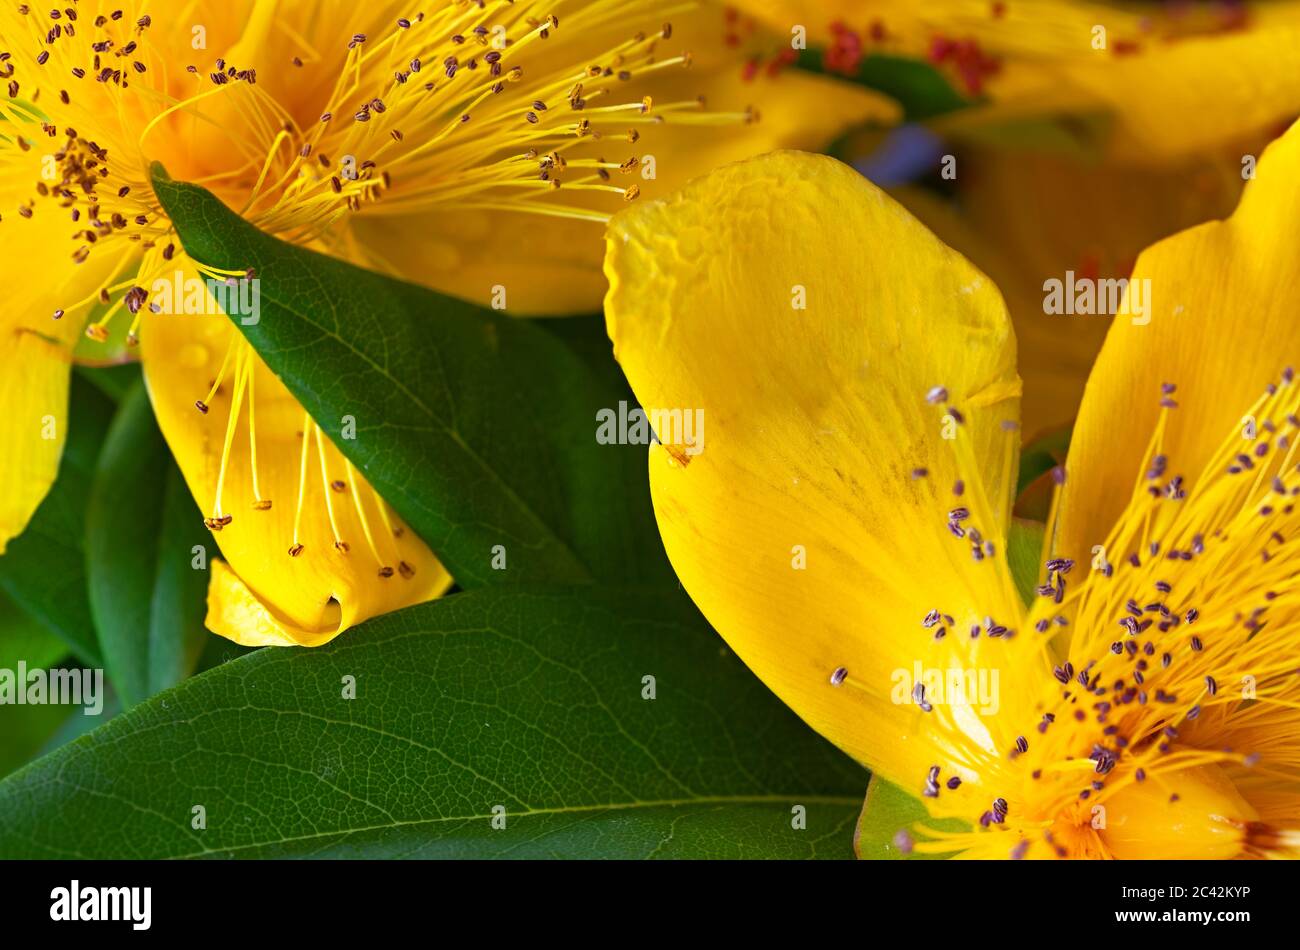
left=86, top=382, right=209, bottom=706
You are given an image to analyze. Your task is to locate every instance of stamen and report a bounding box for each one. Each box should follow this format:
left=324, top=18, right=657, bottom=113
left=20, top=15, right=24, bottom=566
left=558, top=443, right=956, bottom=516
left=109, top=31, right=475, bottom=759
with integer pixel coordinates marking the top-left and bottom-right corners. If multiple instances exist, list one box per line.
left=344, top=458, right=393, bottom=577
left=246, top=358, right=271, bottom=510
left=289, top=410, right=312, bottom=557
left=206, top=346, right=249, bottom=528
left=313, top=423, right=348, bottom=552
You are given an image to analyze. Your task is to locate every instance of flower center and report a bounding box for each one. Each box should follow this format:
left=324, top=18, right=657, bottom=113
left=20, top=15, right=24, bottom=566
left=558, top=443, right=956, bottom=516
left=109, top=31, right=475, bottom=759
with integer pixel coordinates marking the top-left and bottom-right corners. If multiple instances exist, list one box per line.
left=879, top=371, right=1300, bottom=858
left=2, top=0, right=752, bottom=333
left=2, top=0, right=751, bottom=566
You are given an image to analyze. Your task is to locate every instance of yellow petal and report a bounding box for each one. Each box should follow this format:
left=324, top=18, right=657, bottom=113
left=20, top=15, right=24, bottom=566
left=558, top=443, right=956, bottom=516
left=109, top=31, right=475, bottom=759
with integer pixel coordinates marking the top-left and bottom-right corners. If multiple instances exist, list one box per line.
left=1055, top=119, right=1300, bottom=566
left=138, top=293, right=450, bottom=647
left=0, top=328, right=75, bottom=555
left=0, top=176, right=119, bottom=552
left=604, top=150, right=1033, bottom=792
left=206, top=558, right=341, bottom=648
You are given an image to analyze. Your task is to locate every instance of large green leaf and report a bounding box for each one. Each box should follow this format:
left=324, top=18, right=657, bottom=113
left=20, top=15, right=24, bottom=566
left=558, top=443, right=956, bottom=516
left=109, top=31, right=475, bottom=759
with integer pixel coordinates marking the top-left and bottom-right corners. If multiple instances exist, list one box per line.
left=150, top=167, right=667, bottom=590
left=0, top=375, right=113, bottom=666
left=85, top=382, right=209, bottom=707
left=0, top=587, right=866, bottom=858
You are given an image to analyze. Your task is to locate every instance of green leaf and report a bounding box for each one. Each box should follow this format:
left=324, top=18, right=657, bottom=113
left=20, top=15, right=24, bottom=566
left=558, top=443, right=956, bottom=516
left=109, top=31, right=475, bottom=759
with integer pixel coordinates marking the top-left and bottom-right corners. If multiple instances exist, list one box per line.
left=75, top=361, right=142, bottom=403
left=36, top=686, right=120, bottom=758
left=86, top=382, right=209, bottom=707
left=0, top=695, right=71, bottom=780
left=150, top=167, right=668, bottom=590
left=0, top=593, right=75, bottom=778
left=0, top=375, right=113, bottom=666
left=0, top=590, right=68, bottom=673
left=0, top=587, right=865, bottom=858
left=853, top=776, right=966, bottom=860
left=796, top=50, right=969, bottom=121
left=1008, top=517, right=1046, bottom=608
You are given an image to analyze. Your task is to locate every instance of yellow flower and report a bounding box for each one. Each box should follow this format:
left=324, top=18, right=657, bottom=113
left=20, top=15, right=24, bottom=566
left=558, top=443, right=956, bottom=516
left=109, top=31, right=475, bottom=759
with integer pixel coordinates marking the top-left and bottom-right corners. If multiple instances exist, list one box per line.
left=602, top=124, right=1300, bottom=858
left=0, top=0, right=892, bottom=646
left=731, top=0, right=1300, bottom=160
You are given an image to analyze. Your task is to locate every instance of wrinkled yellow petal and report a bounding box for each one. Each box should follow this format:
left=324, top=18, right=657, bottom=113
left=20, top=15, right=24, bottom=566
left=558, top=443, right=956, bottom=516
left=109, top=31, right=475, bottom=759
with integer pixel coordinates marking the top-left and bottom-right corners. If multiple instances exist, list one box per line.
left=139, top=295, right=450, bottom=647
left=206, top=558, right=341, bottom=648
left=1055, top=119, right=1300, bottom=567
left=604, top=150, right=1034, bottom=791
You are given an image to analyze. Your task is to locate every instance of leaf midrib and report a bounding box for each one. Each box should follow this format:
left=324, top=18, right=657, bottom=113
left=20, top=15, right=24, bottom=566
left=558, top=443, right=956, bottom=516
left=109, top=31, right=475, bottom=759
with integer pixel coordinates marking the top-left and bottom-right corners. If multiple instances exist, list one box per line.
left=169, top=794, right=863, bottom=859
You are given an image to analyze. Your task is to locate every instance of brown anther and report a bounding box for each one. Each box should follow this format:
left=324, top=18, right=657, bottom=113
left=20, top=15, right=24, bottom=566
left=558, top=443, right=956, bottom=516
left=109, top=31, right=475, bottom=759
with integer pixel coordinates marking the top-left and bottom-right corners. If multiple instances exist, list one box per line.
left=330, top=480, right=346, bottom=493
left=334, top=540, right=350, bottom=552
left=84, top=324, right=109, bottom=342
left=397, top=561, right=415, bottom=578
left=288, top=543, right=304, bottom=557
left=378, top=566, right=395, bottom=578
left=252, top=499, right=273, bottom=511
left=195, top=400, right=209, bottom=414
